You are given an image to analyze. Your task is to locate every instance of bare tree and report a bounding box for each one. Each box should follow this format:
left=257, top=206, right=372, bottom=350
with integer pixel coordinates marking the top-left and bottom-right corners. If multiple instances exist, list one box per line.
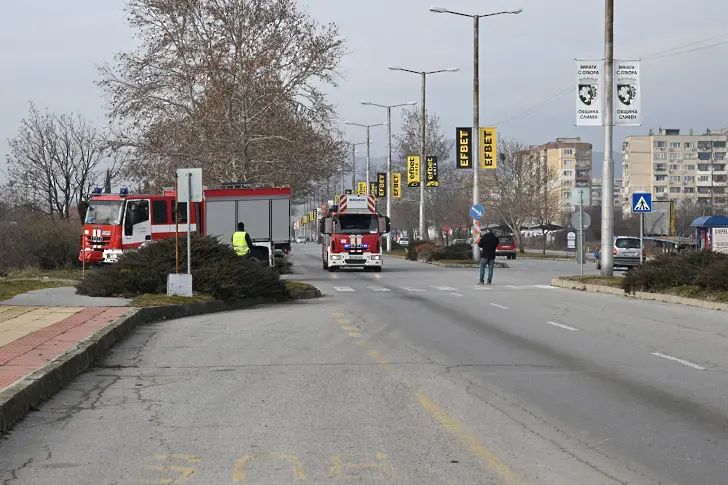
left=481, top=137, right=541, bottom=252
left=530, top=151, right=561, bottom=255
left=3, top=102, right=117, bottom=220
left=98, top=0, right=347, bottom=192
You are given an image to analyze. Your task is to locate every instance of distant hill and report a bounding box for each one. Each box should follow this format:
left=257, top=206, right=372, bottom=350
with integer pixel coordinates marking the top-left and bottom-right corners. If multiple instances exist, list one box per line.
left=592, top=151, right=623, bottom=178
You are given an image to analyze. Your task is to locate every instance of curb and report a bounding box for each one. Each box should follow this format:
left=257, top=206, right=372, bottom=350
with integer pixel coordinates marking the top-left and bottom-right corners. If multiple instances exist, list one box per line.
left=429, top=261, right=510, bottom=269
left=551, top=277, right=728, bottom=312
left=0, top=289, right=322, bottom=433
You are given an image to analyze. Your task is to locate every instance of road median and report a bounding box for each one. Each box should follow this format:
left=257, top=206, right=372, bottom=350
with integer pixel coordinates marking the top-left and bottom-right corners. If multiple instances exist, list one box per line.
left=552, top=276, right=728, bottom=312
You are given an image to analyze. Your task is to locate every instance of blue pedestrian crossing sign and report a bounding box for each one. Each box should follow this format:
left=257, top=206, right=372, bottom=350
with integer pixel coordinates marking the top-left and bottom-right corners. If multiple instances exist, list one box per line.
left=631, top=192, right=652, bottom=213
left=470, top=204, right=485, bottom=220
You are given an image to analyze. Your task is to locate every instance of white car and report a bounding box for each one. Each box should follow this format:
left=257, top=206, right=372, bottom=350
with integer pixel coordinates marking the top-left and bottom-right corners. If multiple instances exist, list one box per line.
left=398, top=237, right=410, bottom=247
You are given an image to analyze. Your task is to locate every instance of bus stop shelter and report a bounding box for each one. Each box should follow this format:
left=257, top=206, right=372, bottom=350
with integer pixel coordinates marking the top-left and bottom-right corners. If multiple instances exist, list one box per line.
left=690, top=215, right=728, bottom=251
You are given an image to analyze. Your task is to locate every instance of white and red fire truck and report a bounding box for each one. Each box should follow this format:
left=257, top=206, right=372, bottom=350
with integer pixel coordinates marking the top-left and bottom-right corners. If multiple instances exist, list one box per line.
left=79, top=182, right=291, bottom=266
left=318, top=194, right=390, bottom=272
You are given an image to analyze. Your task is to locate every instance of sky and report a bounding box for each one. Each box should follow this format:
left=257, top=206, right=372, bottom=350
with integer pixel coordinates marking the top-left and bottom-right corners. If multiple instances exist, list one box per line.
left=2, top=0, right=728, bottom=183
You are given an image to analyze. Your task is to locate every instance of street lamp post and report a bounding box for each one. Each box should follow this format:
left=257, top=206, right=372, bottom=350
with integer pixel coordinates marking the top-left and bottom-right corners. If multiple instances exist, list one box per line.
left=345, top=122, right=387, bottom=193
left=388, top=66, right=458, bottom=240
left=430, top=5, right=522, bottom=260
left=349, top=141, right=368, bottom=194
left=361, top=100, right=417, bottom=251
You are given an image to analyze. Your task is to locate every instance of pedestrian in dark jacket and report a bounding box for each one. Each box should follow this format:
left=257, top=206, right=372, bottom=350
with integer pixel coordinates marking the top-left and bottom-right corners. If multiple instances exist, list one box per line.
left=478, top=231, right=500, bottom=285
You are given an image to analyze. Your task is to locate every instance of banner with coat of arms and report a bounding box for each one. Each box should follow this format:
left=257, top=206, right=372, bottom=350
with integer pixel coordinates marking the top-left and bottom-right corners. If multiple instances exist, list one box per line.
left=615, top=60, right=641, bottom=126
left=575, top=61, right=602, bottom=126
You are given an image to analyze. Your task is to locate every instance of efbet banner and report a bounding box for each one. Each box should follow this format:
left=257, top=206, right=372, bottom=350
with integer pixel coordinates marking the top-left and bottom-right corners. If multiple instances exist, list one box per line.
left=302, top=216, right=309, bottom=224
left=356, top=181, right=367, bottom=195
left=392, top=172, right=402, bottom=198
left=575, top=61, right=603, bottom=126
left=370, top=182, right=377, bottom=198
left=377, top=172, right=386, bottom=198
left=407, top=156, right=420, bottom=187
left=480, top=127, right=497, bottom=169
left=309, top=211, right=315, bottom=220
left=456, top=127, right=472, bottom=168
left=615, top=60, right=641, bottom=126
left=425, top=156, right=439, bottom=187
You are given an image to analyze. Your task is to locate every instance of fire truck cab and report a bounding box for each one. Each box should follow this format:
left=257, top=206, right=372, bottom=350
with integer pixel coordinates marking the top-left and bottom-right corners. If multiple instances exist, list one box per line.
left=319, top=195, right=390, bottom=272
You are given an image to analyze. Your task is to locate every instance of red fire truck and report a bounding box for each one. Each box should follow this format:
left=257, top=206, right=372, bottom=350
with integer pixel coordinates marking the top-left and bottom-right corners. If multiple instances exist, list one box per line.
left=318, top=194, right=390, bottom=272
left=79, top=182, right=291, bottom=266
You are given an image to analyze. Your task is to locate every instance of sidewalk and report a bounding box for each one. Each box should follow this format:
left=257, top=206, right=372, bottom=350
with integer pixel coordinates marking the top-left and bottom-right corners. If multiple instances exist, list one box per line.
left=0, top=306, right=132, bottom=390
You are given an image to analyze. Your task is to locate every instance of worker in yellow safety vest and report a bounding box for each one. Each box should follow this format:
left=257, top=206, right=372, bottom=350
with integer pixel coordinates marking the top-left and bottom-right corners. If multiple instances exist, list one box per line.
left=232, top=222, right=253, bottom=257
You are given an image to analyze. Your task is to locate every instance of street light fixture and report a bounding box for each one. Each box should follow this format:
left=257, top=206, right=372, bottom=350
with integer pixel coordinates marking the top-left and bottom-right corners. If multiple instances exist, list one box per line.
left=387, top=66, right=459, bottom=240
left=344, top=121, right=387, bottom=193
left=429, top=5, right=522, bottom=261
left=348, top=141, right=368, bottom=194
left=361, top=100, right=417, bottom=252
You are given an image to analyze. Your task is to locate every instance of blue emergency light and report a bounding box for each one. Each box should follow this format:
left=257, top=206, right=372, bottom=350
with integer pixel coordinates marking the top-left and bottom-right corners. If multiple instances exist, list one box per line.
left=120, top=187, right=129, bottom=196
left=92, top=187, right=102, bottom=194
left=331, top=205, right=338, bottom=211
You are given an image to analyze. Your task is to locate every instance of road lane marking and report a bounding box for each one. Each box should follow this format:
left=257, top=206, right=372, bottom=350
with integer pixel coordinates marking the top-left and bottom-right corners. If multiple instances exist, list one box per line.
left=533, top=285, right=554, bottom=289
left=146, top=454, right=200, bottom=483
left=348, top=332, right=362, bottom=338
left=401, top=287, right=425, bottom=292
left=367, top=350, right=390, bottom=370
left=547, top=321, right=579, bottom=331
left=333, top=286, right=355, bottom=292
left=506, top=285, right=521, bottom=289
left=651, top=352, right=706, bottom=370
left=336, top=318, right=350, bottom=324
left=341, top=326, right=357, bottom=331
left=432, top=286, right=458, bottom=291
left=450, top=293, right=463, bottom=296
left=329, top=453, right=391, bottom=480
left=490, top=303, right=509, bottom=309
left=414, top=391, right=525, bottom=485
left=233, top=453, right=306, bottom=482
left=366, top=286, right=391, bottom=292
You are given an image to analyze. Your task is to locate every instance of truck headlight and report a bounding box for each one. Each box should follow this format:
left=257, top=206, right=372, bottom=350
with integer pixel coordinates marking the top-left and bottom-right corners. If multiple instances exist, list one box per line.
left=370, top=255, right=381, bottom=260
left=331, top=255, right=342, bottom=260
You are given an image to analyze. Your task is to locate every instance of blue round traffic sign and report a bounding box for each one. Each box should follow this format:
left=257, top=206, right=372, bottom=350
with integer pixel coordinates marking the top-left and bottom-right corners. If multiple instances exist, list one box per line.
left=470, top=204, right=485, bottom=220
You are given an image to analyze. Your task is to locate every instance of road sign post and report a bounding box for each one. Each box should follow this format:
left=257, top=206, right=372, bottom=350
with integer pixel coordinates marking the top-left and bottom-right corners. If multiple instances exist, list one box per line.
left=570, top=194, right=591, bottom=276
left=631, top=192, right=652, bottom=265
left=169, top=168, right=203, bottom=297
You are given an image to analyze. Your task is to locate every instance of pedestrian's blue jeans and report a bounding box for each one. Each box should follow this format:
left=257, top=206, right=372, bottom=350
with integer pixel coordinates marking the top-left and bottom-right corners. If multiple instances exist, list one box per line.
left=479, top=258, right=495, bottom=283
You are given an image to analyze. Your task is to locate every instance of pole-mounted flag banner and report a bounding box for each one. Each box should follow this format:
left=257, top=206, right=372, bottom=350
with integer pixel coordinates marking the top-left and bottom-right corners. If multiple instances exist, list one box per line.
left=370, top=182, right=377, bottom=198
left=456, top=127, right=472, bottom=168
left=480, top=128, right=497, bottom=169
left=407, top=156, right=420, bottom=187
left=425, top=156, right=439, bottom=187
left=392, top=172, right=402, bottom=198
left=576, top=61, right=603, bottom=126
left=377, top=172, right=386, bottom=197
left=357, top=181, right=366, bottom=195
left=615, top=60, right=641, bottom=126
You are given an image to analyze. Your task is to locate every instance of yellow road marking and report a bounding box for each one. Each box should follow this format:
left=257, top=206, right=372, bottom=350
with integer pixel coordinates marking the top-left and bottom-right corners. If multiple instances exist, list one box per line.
left=356, top=341, right=368, bottom=346
left=336, top=317, right=349, bottom=323
left=414, top=391, right=526, bottom=485
left=348, top=332, right=362, bottom=338
left=341, top=326, right=357, bottom=331
left=233, top=453, right=306, bottom=482
left=367, top=350, right=390, bottom=370
left=329, top=452, right=391, bottom=480
left=145, top=455, right=200, bottom=484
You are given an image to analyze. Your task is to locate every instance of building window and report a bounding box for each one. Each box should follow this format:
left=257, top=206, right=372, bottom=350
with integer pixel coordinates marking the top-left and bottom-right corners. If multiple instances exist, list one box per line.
left=655, top=186, right=666, bottom=193
left=716, top=153, right=726, bottom=160
left=563, top=149, right=574, bottom=155
left=655, top=175, right=667, bottom=181
left=564, top=159, right=574, bottom=166
left=698, top=152, right=712, bottom=160
left=698, top=175, right=709, bottom=182
left=670, top=164, right=680, bottom=170
left=654, top=164, right=667, bottom=171
left=655, top=152, right=667, bottom=159
left=698, top=164, right=710, bottom=171
left=670, top=142, right=681, bottom=148
left=685, top=142, right=693, bottom=148
left=715, top=164, right=726, bottom=171
left=656, top=141, right=666, bottom=148
left=684, top=176, right=695, bottom=182
left=670, top=175, right=681, bottom=182
left=670, top=152, right=681, bottom=160
left=685, top=164, right=696, bottom=170
left=698, top=187, right=711, bottom=194
left=684, top=152, right=697, bottom=159
left=715, top=175, right=727, bottom=183
left=698, top=141, right=712, bottom=150
left=670, top=187, right=681, bottom=193
left=563, top=170, right=573, bottom=176
left=684, top=187, right=695, bottom=193
left=713, top=141, right=726, bottom=148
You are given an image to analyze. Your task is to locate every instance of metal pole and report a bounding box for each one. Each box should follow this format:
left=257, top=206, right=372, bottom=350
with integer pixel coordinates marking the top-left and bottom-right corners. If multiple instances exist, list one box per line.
left=351, top=144, right=356, bottom=193
left=175, top=174, right=180, bottom=274
left=640, top=213, right=644, bottom=264
left=600, top=0, right=615, bottom=276
left=579, top=190, right=584, bottom=276
left=386, top=106, right=393, bottom=252
left=186, top=173, right=192, bottom=275
left=419, top=71, right=426, bottom=240
left=472, top=15, right=481, bottom=261
left=366, top=126, right=371, bottom=193
left=342, top=156, right=345, bottom=194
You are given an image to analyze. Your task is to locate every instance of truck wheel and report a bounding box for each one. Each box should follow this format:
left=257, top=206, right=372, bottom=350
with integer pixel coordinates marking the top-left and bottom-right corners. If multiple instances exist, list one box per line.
left=323, top=259, right=329, bottom=270
left=328, top=265, right=336, bottom=272
left=511, top=254, right=517, bottom=260
left=373, top=266, right=382, bottom=272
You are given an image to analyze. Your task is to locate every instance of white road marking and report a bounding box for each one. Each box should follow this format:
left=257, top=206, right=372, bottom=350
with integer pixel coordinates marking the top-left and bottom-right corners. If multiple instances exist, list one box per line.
left=547, top=321, right=579, bottom=331
left=366, top=286, right=391, bottom=292
left=490, top=303, right=509, bottom=309
left=450, top=292, right=463, bottom=296
left=333, top=286, right=355, bottom=292
left=432, top=286, right=458, bottom=291
left=401, top=287, right=426, bottom=292
left=533, top=285, right=554, bottom=289
left=651, top=352, right=706, bottom=370
left=506, top=285, right=521, bottom=289
left=474, top=286, right=490, bottom=290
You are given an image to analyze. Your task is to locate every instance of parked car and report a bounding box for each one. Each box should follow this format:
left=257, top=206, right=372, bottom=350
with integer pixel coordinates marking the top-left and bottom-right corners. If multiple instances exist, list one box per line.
left=596, top=236, right=645, bottom=270
left=496, top=234, right=517, bottom=259
left=451, top=238, right=468, bottom=245
left=398, top=237, right=410, bottom=247
left=295, top=236, right=306, bottom=243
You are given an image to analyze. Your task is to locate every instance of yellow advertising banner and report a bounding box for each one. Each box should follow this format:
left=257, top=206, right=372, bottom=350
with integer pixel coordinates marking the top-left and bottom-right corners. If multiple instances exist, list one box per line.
left=377, top=173, right=386, bottom=198
left=309, top=211, right=315, bottom=220
left=425, top=156, right=439, bottom=187
left=302, top=216, right=309, bottom=224
left=392, top=172, right=402, bottom=198
left=369, top=182, right=377, bottom=198
left=456, top=127, right=472, bottom=168
left=357, top=181, right=367, bottom=195
left=480, top=127, right=497, bottom=169
left=407, top=156, right=420, bottom=187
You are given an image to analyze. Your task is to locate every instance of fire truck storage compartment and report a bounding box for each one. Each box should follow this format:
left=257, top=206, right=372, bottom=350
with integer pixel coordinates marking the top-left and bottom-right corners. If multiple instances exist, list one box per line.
left=204, top=196, right=291, bottom=251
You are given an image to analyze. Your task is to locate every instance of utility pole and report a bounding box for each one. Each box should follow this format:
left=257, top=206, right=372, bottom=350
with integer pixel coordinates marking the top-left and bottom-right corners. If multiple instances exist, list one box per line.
left=419, top=72, right=427, bottom=240
left=472, top=14, right=480, bottom=259
left=600, top=0, right=615, bottom=276
left=351, top=144, right=356, bottom=193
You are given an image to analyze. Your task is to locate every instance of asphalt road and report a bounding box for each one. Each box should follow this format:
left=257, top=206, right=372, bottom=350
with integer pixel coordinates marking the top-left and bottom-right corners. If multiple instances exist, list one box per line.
left=1, top=244, right=727, bottom=484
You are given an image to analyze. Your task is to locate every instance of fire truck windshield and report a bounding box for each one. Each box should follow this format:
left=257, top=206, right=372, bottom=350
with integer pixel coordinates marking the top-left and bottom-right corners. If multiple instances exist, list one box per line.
left=334, top=214, right=378, bottom=234
left=85, top=200, right=124, bottom=225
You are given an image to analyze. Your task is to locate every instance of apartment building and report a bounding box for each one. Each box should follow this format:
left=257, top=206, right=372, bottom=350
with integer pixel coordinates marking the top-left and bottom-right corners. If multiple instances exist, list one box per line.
left=622, top=128, right=728, bottom=213
left=525, top=137, right=593, bottom=211
left=591, top=177, right=622, bottom=207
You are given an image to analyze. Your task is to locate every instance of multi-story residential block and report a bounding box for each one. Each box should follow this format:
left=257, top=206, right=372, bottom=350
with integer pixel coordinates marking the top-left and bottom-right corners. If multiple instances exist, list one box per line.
left=622, top=128, right=728, bottom=213
left=525, top=137, right=593, bottom=211
left=591, top=177, right=622, bottom=208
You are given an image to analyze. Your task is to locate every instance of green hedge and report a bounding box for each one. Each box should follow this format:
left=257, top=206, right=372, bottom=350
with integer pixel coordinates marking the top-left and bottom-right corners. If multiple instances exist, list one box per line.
left=76, top=235, right=289, bottom=302
left=622, top=250, right=728, bottom=293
